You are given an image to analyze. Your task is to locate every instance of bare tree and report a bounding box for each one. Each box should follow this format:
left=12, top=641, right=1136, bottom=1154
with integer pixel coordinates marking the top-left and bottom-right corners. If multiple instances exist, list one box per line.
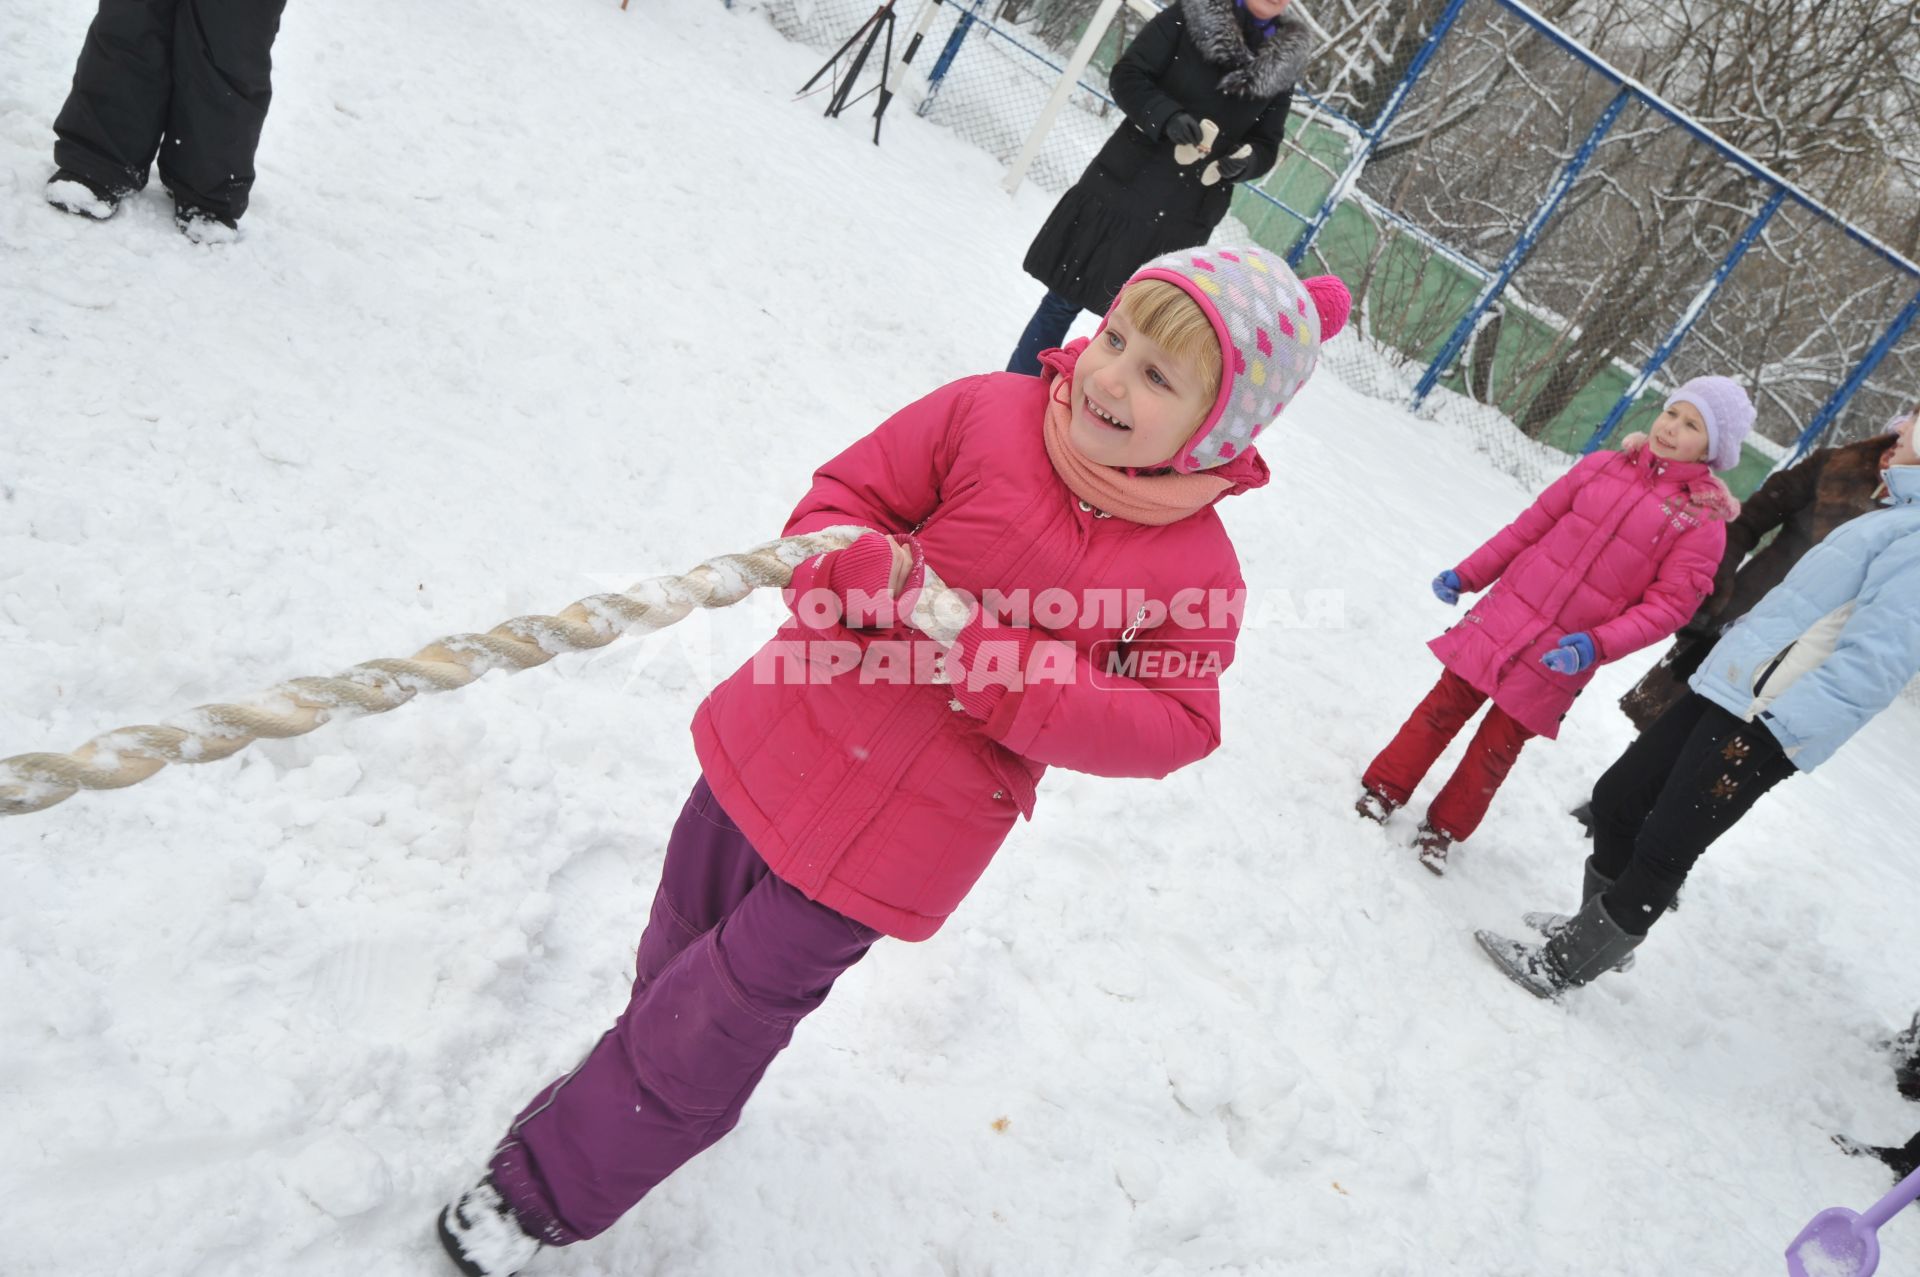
left=1289, top=0, right=1920, bottom=440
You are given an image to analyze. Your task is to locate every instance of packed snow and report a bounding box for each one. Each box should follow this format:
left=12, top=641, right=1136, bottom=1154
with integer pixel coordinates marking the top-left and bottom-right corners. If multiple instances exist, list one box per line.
left=1790, top=1233, right=1864, bottom=1277
left=2, top=0, right=1917, bottom=1274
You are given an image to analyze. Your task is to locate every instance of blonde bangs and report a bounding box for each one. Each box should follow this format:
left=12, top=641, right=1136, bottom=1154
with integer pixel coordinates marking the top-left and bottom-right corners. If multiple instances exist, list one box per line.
left=1117, top=279, right=1223, bottom=401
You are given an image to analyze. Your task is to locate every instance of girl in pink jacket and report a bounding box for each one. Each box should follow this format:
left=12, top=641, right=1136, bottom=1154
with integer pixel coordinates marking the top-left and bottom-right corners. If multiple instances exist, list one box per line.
left=436, top=246, right=1352, bottom=1276
left=1355, top=376, right=1753, bottom=873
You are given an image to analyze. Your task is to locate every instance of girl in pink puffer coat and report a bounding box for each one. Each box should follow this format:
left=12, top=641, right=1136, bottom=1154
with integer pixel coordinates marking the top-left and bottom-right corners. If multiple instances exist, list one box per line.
left=435, top=246, right=1352, bottom=1277
left=1356, top=376, right=1753, bottom=874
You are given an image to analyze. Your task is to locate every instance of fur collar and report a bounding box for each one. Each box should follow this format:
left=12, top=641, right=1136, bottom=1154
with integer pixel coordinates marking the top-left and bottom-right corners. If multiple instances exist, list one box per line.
left=1178, top=0, right=1314, bottom=99
left=1621, top=433, right=1742, bottom=521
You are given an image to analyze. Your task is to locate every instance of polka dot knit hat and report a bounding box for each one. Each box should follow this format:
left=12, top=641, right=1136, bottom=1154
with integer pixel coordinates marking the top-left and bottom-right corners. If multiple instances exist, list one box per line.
left=1116, top=245, right=1351, bottom=473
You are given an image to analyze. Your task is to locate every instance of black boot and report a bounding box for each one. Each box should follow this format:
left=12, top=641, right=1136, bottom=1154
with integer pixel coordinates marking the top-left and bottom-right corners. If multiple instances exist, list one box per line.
left=45, top=168, right=123, bottom=220
left=1523, top=856, right=1612, bottom=932
left=1521, top=858, right=1643, bottom=974
left=1833, top=1132, right=1920, bottom=1182
left=1894, top=1011, right=1920, bottom=1101
left=1582, top=856, right=1610, bottom=905
left=1476, top=891, right=1643, bottom=999
left=175, top=199, right=240, bottom=244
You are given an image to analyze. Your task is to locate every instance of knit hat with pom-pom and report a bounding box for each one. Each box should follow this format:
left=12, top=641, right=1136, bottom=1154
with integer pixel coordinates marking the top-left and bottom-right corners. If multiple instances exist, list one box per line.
left=1115, top=245, right=1351, bottom=473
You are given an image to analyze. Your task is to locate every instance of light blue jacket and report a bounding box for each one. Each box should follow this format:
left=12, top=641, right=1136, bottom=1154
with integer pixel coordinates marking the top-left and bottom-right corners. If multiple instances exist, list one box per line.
left=1690, top=463, right=1920, bottom=770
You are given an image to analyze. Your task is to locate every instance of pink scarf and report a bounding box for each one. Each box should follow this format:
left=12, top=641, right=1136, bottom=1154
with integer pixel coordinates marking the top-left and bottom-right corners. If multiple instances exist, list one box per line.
left=1040, top=368, right=1229, bottom=526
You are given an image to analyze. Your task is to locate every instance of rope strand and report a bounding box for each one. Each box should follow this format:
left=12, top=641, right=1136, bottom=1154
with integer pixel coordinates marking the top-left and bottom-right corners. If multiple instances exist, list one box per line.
left=0, top=526, right=963, bottom=818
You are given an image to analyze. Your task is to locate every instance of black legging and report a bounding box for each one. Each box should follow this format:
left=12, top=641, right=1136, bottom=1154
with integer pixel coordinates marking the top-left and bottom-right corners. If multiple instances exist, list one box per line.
left=53, top=0, right=288, bottom=219
left=1588, top=692, right=1797, bottom=934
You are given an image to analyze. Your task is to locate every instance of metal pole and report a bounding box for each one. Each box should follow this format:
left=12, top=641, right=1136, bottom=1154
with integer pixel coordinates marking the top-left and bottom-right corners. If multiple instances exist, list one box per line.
left=1488, top=0, right=1919, bottom=281
left=1284, top=0, right=1472, bottom=269
left=895, top=0, right=945, bottom=67
left=1411, top=86, right=1632, bottom=408
left=917, top=0, right=983, bottom=118
left=1786, top=283, right=1920, bottom=463
left=1579, top=186, right=1787, bottom=452
left=1001, top=0, right=1126, bottom=194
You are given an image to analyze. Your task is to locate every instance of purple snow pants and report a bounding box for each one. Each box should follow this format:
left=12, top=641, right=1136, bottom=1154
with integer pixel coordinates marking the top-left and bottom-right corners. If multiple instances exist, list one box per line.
left=489, top=777, right=882, bottom=1244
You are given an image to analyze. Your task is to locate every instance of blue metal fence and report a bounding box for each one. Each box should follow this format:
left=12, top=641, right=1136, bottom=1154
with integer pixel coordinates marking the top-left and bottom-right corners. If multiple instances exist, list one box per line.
left=758, top=0, right=1920, bottom=468
left=1262, top=0, right=1920, bottom=465
left=1581, top=188, right=1787, bottom=454
left=1411, top=86, right=1631, bottom=408
left=1281, top=0, right=1471, bottom=272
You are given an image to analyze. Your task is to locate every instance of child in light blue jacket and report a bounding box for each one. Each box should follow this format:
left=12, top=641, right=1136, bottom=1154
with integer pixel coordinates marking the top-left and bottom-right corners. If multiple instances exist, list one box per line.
left=1478, top=417, right=1920, bottom=998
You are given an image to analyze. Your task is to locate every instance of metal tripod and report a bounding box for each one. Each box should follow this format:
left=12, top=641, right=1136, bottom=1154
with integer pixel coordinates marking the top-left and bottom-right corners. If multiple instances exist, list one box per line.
left=797, top=0, right=901, bottom=145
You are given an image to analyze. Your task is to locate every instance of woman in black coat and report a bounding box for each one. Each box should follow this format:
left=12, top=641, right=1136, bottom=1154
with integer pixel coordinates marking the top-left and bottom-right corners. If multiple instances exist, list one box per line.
left=1007, top=0, right=1313, bottom=374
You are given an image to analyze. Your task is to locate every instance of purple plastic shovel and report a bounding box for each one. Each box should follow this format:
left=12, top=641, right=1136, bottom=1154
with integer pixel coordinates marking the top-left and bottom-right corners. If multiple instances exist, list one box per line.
left=1787, top=1165, right=1920, bottom=1276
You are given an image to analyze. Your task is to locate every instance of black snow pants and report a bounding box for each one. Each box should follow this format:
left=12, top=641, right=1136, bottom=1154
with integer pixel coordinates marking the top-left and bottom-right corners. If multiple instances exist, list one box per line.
left=1588, top=691, right=1797, bottom=936
left=52, top=0, right=288, bottom=221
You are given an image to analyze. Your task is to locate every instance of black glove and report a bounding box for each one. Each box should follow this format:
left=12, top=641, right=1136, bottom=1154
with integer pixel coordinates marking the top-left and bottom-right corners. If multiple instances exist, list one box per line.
left=1675, top=605, right=1721, bottom=642
left=1163, top=112, right=1205, bottom=147
left=1214, top=152, right=1254, bottom=182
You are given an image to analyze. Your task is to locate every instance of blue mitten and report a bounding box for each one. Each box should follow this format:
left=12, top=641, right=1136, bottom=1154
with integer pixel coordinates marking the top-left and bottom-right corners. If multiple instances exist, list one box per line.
left=1431, top=570, right=1462, bottom=606
left=1541, top=632, right=1597, bottom=676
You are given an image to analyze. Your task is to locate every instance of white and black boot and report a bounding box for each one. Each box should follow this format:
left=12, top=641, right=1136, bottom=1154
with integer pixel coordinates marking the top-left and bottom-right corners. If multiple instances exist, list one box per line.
left=1476, top=891, right=1643, bottom=1000
left=437, top=1174, right=542, bottom=1276
left=46, top=169, right=123, bottom=220
left=174, top=200, right=239, bottom=244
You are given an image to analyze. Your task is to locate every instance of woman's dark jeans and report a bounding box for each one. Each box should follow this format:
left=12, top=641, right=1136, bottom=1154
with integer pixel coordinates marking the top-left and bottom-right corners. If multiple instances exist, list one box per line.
left=1008, top=290, right=1086, bottom=375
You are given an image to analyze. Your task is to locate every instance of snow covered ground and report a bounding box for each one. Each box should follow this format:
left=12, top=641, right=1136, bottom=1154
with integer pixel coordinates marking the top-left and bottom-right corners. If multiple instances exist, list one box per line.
left=3, top=0, right=1917, bottom=1274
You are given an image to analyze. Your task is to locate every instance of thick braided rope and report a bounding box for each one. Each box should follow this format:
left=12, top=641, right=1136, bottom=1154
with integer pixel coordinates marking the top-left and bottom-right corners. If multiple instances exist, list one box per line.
left=0, top=526, right=972, bottom=818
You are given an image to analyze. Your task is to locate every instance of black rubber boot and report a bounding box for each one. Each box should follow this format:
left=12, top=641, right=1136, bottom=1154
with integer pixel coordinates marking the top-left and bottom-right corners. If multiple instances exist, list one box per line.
left=1521, top=858, right=1635, bottom=973
left=1476, top=891, right=1643, bottom=1000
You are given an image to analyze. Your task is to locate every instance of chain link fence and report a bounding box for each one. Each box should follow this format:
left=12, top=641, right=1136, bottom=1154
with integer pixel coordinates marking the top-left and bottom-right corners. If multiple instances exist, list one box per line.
left=1277, top=0, right=1920, bottom=493
left=769, top=0, right=1129, bottom=193
left=747, top=0, right=1920, bottom=501
left=745, top=0, right=1920, bottom=702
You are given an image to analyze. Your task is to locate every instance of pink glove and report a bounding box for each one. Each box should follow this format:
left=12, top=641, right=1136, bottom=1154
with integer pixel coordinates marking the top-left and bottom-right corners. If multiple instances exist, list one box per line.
left=940, top=605, right=1037, bottom=720
left=788, top=532, right=924, bottom=629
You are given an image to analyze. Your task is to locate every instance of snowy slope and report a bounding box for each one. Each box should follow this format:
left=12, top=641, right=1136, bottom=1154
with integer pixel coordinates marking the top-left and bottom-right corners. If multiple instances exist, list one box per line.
left=2, top=1, right=1917, bottom=1274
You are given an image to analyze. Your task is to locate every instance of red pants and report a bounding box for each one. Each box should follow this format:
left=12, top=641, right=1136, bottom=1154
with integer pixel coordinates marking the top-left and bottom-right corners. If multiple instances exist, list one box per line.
left=1363, top=670, right=1535, bottom=842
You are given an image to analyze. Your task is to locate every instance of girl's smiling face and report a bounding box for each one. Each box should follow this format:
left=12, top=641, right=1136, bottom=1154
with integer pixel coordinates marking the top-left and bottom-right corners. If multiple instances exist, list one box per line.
left=1069, top=310, right=1215, bottom=469
left=1649, top=400, right=1711, bottom=464
left=1244, top=0, right=1291, bottom=20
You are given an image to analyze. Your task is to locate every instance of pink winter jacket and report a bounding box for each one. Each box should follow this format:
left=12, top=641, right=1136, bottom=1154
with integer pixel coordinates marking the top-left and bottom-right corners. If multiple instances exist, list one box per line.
left=691, top=344, right=1268, bottom=940
left=1428, top=439, right=1735, bottom=739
